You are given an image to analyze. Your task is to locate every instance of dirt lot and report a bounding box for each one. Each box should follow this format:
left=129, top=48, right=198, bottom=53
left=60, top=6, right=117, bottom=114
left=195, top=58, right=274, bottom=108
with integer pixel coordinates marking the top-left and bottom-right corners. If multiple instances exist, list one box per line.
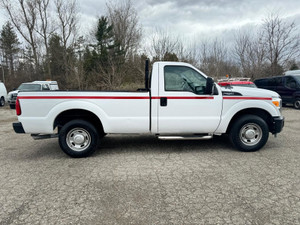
left=0, top=105, right=299, bottom=224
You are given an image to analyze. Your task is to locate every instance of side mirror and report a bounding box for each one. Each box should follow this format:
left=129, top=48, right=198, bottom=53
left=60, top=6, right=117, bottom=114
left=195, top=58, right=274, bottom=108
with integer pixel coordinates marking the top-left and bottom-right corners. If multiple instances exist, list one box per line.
left=13, top=88, right=16, bottom=91
left=205, top=77, right=214, bottom=95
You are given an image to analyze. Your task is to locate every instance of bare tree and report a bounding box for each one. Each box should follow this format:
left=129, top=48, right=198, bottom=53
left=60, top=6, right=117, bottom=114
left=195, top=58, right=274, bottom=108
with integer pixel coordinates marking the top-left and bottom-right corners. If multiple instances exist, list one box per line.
left=54, top=0, right=78, bottom=83
left=1, top=0, right=39, bottom=70
left=199, top=39, right=232, bottom=78
left=54, top=0, right=78, bottom=49
left=148, top=28, right=181, bottom=60
left=262, top=13, right=300, bottom=75
left=234, top=30, right=267, bottom=79
left=106, top=0, right=142, bottom=59
left=36, top=0, right=54, bottom=79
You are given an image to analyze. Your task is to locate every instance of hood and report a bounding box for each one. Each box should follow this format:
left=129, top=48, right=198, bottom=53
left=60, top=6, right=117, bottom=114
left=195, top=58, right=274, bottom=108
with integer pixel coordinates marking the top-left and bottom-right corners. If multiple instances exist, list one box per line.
left=8, top=90, right=19, bottom=96
left=220, top=86, right=280, bottom=98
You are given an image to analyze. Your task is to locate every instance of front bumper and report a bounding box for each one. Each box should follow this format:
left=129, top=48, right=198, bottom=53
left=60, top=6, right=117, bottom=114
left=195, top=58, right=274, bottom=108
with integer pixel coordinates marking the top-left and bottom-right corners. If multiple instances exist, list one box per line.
left=8, top=95, right=17, bottom=104
left=271, top=116, right=284, bottom=134
left=8, top=99, right=16, bottom=104
left=13, top=122, right=25, bottom=133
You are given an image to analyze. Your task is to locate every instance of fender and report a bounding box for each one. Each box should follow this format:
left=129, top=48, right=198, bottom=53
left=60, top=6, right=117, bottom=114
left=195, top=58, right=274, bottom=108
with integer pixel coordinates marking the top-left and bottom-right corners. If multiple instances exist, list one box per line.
left=18, top=100, right=110, bottom=134
left=293, top=91, right=300, bottom=98
left=47, top=100, right=110, bottom=133
left=215, top=99, right=279, bottom=133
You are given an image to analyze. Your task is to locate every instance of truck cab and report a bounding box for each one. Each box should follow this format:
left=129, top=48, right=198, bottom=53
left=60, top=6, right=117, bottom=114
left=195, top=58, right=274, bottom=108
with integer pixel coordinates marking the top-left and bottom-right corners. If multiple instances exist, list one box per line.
left=150, top=62, right=222, bottom=134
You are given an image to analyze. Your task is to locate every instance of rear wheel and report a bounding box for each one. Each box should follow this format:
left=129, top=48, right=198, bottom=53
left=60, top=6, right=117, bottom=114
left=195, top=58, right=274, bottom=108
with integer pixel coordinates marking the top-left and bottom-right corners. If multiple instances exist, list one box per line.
left=59, top=119, right=99, bottom=157
left=0, top=97, right=4, bottom=106
left=229, top=115, right=269, bottom=152
left=294, top=98, right=300, bottom=109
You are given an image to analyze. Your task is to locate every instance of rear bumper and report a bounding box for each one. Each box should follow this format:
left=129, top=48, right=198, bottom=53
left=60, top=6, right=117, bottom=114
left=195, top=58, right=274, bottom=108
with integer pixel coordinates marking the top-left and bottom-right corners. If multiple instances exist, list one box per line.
left=271, top=116, right=284, bottom=134
left=13, top=122, right=25, bottom=133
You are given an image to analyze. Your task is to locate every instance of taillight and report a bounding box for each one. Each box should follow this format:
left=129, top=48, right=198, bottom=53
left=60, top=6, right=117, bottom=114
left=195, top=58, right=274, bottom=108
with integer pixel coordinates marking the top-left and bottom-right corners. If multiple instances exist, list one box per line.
left=16, top=97, right=21, bottom=116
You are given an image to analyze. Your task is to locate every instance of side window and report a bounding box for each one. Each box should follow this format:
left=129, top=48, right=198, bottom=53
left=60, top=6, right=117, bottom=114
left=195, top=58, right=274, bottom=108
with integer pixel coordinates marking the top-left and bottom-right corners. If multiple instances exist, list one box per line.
left=42, top=84, right=50, bottom=90
left=268, top=78, right=277, bottom=86
left=164, top=66, right=207, bottom=94
left=275, top=77, right=282, bottom=85
left=285, top=77, right=297, bottom=89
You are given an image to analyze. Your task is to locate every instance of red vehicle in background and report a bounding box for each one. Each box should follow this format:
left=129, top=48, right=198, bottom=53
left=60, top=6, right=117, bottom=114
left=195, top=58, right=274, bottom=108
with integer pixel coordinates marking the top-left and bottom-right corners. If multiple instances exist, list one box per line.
left=218, top=78, right=257, bottom=88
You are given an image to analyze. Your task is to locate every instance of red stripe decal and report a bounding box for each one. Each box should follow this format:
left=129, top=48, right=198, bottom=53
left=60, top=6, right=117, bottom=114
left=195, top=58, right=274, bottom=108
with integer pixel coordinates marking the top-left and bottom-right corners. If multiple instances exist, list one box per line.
left=18, top=96, right=150, bottom=100
left=153, top=96, right=214, bottom=99
left=18, top=96, right=270, bottom=100
left=18, top=96, right=214, bottom=100
left=223, top=97, right=272, bottom=100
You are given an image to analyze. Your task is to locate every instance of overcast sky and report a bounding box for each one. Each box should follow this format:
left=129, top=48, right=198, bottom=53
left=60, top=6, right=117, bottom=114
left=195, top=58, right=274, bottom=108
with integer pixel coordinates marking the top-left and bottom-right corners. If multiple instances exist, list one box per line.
left=1, top=0, right=300, bottom=46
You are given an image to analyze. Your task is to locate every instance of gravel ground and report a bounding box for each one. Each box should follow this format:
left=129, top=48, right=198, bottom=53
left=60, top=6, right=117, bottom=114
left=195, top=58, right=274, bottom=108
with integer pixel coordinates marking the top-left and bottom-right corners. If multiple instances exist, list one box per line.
left=0, top=105, right=299, bottom=224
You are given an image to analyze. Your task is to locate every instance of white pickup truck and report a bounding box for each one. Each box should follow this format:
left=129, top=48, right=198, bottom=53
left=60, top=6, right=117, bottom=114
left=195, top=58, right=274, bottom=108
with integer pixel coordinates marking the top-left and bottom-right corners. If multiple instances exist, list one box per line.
left=13, top=61, right=284, bottom=157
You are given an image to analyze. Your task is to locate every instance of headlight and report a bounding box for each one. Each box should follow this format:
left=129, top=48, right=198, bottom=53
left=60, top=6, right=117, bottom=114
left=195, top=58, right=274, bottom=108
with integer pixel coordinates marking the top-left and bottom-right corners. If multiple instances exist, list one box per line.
left=272, top=96, right=282, bottom=110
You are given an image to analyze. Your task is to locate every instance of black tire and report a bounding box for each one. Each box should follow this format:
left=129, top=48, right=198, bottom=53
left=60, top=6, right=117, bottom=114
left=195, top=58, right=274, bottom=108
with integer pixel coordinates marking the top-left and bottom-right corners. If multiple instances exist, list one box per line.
left=294, top=98, right=300, bottom=109
left=229, top=114, right=269, bottom=152
left=10, top=104, right=15, bottom=109
left=0, top=97, right=4, bottom=107
left=59, top=119, right=99, bottom=158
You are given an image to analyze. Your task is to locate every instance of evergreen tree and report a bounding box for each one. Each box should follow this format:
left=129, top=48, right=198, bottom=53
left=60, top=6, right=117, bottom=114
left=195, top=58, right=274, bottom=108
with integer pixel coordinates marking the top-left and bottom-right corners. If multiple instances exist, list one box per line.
left=48, top=34, right=65, bottom=81
left=163, top=52, right=179, bottom=61
left=83, top=16, right=124, bottom=75
left=95, top=16, right=115, bottom=56
left=290, top=63, right=299, bottom=70
left=93, top=16, right=124, bottom=66
left=0, top=21, right=20, bottom=77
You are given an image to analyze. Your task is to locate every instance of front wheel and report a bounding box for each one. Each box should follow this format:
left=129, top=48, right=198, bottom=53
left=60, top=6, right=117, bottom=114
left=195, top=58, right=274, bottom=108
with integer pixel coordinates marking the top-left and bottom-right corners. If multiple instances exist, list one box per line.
left=294, top=98, right=300, bottom=109
left=229, top=115, right=269, bottom=152
left=59, top=119, right=99, bottom=157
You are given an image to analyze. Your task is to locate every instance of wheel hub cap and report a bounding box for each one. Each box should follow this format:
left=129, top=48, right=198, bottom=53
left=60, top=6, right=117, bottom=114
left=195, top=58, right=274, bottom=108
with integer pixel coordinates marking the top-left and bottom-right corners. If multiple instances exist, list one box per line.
left=66, top=128, right=91, bottom=152
left=245, top=129, right=255, bottom=139
left=239, top=123, right=262, bottom=146
left=74, top=134, right=85, bottom=144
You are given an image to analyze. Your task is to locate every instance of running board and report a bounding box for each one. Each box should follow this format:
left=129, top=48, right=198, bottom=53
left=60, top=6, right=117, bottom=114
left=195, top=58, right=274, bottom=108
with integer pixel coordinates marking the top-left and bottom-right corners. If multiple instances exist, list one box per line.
left=158, top=135, right=213, bottom=140
left=31, top=134, right=58, bottom=140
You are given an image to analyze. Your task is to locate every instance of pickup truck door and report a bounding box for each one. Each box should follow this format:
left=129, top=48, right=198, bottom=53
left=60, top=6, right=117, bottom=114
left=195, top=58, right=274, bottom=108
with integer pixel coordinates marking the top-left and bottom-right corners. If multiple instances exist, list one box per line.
left=157, top=65, right=222, bottom=134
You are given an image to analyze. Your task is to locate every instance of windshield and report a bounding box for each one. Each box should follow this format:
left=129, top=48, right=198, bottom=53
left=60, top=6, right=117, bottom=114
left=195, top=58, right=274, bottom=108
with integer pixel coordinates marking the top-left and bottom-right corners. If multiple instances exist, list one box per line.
left=17, top=84, right=41, bottom=91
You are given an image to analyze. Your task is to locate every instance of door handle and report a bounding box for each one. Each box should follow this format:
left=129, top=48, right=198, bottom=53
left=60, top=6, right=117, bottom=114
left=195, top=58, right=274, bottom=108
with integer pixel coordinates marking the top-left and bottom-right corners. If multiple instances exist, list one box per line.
left=160, top=97, right=167, bottom=106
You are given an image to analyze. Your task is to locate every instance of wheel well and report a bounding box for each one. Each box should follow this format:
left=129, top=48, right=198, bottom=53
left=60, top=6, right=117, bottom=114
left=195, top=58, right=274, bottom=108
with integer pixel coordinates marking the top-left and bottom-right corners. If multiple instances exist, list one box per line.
left=226, top=108, right=273, bottom=133
left=54, top=109, right=104, bottom=135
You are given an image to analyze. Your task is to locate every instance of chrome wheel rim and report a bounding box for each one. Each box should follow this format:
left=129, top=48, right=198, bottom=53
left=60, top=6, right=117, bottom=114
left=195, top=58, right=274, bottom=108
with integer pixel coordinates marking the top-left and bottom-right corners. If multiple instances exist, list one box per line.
left=66, top=128, right=91, bottom=152
left=239, top=123, right=262, bottom=146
